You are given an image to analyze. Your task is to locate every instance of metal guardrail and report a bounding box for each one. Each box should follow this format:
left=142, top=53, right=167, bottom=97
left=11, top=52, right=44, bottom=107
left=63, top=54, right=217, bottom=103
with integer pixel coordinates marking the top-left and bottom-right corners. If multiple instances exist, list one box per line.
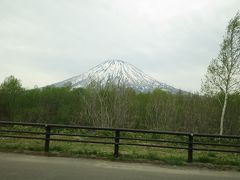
left=0, top=121, right=239, bottom=162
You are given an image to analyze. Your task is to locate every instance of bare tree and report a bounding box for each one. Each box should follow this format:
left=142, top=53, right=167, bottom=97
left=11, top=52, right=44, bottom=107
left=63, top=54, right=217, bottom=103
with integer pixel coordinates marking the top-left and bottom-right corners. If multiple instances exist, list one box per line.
left=202, top=12, right=240, bottom=135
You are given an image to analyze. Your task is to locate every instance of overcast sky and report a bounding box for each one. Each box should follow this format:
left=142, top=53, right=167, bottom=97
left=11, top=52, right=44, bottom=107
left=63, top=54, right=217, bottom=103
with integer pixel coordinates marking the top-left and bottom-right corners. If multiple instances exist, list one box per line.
left=0, top=0, right=239, bottom=92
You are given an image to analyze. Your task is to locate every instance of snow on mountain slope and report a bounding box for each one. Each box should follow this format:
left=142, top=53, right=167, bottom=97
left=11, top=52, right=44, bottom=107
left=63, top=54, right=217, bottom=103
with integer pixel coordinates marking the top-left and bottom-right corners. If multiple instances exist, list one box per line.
left=52, top=60, right=180, bottom=93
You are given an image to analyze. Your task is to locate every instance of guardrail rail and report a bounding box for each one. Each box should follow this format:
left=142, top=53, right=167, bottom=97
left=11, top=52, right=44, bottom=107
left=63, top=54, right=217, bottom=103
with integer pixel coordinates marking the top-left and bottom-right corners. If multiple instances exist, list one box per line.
left=0, top=121, right=239, bottom=162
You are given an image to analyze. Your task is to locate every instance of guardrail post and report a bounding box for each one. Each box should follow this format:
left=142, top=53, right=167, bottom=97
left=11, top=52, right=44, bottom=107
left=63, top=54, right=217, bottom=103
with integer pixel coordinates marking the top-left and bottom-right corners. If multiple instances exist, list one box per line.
left=188, top=133, right=193, bottom=163
left=44, top=125, right=51, bottom=152
left=114, top=130, right=120, bottom=158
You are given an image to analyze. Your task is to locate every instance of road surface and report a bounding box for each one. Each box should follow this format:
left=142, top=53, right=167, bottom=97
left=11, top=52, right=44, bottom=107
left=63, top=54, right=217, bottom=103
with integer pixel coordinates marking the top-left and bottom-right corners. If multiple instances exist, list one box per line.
left=0, top=152, right=239, bottom=180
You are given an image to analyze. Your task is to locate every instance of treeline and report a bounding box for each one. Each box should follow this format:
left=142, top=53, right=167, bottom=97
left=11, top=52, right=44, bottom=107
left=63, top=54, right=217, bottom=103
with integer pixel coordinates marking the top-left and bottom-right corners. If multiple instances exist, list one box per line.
left=0, top=76, right=240, bottom=135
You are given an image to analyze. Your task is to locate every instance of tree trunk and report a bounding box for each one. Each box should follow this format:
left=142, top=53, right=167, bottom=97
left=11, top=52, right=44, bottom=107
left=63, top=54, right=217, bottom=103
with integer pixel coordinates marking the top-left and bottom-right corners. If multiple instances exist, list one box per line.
left=220, top=92, right=228, bottom=135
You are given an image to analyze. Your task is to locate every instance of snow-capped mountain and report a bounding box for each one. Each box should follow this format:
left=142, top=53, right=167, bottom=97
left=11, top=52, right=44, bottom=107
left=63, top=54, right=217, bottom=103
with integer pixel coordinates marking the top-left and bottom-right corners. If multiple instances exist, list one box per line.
left=52, top=60, right=180, bottom=93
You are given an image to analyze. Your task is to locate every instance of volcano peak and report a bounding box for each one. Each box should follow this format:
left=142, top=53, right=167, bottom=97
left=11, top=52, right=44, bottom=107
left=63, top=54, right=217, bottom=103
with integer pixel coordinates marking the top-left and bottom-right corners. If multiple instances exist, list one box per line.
left=52, top=60, right=180, bottom=93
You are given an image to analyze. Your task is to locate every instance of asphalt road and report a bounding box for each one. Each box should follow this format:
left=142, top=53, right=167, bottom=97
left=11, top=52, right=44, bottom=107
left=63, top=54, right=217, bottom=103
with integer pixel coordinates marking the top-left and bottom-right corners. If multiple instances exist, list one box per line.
left=0, top=152, right=239, bottom=180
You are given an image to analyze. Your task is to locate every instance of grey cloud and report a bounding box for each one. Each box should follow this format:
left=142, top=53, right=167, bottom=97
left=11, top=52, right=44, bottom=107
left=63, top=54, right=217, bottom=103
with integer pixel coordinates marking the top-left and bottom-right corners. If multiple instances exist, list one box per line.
left=0, top=0, right=239, bottom=91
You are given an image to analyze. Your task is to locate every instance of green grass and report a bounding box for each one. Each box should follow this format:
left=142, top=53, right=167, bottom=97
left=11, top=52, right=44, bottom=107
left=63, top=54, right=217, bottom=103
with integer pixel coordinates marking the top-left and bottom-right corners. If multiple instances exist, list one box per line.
left=0, top=137, right=240, bottom=168
left=0, top=126, right=239, bottom=168
left=194, top=151, right=240, bottom=166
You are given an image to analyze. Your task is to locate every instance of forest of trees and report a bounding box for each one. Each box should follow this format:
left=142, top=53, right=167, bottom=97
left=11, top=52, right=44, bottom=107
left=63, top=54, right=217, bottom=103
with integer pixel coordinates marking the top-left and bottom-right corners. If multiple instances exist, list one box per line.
left=0, top=76, right=240, bottom=135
